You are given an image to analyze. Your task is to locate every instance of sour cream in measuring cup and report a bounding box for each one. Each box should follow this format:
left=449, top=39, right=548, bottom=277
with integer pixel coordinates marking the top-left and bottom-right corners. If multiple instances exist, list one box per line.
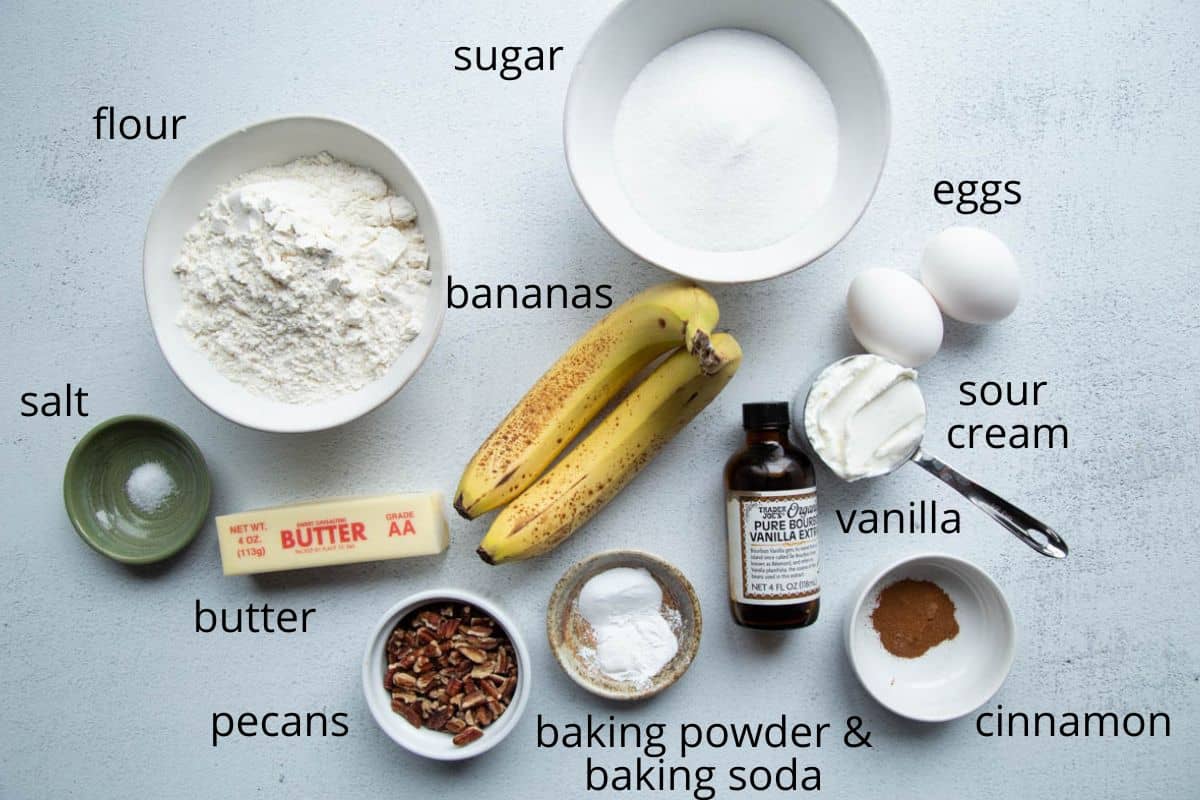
left=799, top=355, right=926, bottom=481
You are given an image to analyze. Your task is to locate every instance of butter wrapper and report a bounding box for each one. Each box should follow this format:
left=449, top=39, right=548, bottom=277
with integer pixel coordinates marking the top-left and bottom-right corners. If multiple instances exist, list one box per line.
left=216, top=492, right=449, bottom=575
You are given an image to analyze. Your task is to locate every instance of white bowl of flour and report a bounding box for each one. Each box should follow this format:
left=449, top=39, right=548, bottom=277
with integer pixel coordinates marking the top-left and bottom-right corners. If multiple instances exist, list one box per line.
left=144, top=116, right=445, bottom=432
left=565, top=0, right=889, bottom=283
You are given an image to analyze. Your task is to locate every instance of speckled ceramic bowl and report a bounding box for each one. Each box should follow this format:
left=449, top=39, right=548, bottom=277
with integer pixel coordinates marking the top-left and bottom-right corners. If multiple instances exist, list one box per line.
left=547, top=549, right=701, bottom=700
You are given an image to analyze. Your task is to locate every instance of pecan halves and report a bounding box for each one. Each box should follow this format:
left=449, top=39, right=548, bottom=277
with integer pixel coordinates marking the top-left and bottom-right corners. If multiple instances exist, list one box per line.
left=383, top=602, right=519, bottom=746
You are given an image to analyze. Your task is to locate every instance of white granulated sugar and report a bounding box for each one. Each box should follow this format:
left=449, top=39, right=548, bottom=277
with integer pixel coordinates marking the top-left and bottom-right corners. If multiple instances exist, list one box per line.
left=173, top=152, right=430, bottom=403
left=613, top=29, right=839, bottom=252
left=577, top=567, right=678, bottom=688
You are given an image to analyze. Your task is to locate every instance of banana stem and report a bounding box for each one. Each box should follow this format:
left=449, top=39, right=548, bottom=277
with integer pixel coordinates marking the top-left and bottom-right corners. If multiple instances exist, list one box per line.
left=688, top=328, right=727, bottom=376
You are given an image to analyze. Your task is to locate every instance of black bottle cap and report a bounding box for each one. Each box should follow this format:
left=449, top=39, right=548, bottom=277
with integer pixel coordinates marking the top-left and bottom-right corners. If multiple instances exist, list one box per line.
left=742, top=402, right=791, bottom=431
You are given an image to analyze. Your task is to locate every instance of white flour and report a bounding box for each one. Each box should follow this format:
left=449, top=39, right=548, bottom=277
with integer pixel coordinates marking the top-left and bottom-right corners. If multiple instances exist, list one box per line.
left=173, top=152, right=430, bottom=404
left=613, top=29, right=839, bottom=252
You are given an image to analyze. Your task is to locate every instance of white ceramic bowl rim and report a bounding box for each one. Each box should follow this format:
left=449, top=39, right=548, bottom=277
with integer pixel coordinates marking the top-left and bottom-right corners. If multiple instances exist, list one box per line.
left=361, top=588, right=531, bottom=761
left=143, top=114, right=447, bottom=433
left=846, top=552, right=1016, bottom=723
left=563, top=0, right=891, bottom=283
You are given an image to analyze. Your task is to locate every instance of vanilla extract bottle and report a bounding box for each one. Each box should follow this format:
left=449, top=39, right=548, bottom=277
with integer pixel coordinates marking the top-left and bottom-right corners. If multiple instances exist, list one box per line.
left=724, top=402, right=819, bottom=629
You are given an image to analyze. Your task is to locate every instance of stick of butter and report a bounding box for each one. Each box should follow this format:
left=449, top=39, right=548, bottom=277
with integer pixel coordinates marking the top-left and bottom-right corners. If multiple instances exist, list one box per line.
left=216, top=492, right=449, bottom=576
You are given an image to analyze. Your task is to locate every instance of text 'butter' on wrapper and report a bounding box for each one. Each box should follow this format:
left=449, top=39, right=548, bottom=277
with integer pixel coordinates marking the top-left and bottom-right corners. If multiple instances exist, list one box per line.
left=216, top=492, right=449, bottom=576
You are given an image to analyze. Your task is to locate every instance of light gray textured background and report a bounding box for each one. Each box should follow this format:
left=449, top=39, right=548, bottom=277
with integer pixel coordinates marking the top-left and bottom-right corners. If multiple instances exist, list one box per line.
left=2, top=1, right=1197, bottom=798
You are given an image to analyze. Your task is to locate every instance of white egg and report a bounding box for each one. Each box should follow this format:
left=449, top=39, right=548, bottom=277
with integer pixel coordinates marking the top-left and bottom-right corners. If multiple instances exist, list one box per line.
left=846, top=268, right=943, bottom=367
left=920, top=226, right=1020, bottom=324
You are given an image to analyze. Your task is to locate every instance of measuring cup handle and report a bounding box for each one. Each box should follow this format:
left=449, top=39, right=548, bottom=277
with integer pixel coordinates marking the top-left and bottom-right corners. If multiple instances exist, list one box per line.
left=910, top=449, right=1069, bottom=559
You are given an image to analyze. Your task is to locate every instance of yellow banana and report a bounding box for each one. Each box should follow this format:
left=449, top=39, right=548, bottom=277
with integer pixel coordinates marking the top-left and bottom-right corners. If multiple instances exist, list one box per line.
left=454, top=281, right=722, bottom=520
left=477, top=332, right=742, bottom=564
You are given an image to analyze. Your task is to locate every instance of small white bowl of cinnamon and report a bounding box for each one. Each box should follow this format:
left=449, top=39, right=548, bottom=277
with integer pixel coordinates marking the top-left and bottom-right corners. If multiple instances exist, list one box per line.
left=846, top=553, right=1015, bottom=723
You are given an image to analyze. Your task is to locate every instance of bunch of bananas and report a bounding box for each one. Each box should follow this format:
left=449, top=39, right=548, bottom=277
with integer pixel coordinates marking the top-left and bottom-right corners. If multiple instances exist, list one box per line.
left=455, top=281, right=742, bottom=564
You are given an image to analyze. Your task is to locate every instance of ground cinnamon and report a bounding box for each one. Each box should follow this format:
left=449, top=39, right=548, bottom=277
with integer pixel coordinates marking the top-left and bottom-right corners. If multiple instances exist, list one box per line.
left=870, top=579, right=959, bottom=658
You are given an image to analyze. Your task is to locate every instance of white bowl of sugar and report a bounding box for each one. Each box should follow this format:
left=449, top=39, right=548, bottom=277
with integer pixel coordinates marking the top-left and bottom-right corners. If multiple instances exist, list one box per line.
left=565, top=0, right=889, bottom=283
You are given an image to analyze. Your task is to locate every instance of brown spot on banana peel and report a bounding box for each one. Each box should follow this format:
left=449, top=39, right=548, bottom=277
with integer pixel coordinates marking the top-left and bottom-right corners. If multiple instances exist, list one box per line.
left=504, top=472, right=590, bottom=539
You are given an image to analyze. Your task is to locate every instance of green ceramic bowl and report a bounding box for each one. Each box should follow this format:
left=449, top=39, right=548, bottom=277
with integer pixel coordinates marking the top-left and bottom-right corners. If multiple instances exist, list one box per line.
left=64, top=415, right=211, bottom=564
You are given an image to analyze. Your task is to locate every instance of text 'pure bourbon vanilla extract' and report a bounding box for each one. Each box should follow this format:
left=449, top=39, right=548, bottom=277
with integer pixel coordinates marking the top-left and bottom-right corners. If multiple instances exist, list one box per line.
left=724, top=402, right=819, bottom=629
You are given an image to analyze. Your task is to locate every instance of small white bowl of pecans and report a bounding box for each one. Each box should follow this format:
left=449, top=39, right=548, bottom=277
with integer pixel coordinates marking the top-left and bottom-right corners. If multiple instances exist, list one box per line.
left=362, top=589, right=530, bottom=760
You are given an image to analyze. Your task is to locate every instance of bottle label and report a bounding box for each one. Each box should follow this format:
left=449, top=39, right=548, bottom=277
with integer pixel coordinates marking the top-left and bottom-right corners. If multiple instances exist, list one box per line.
left=726, top=489, right=819, bottom=605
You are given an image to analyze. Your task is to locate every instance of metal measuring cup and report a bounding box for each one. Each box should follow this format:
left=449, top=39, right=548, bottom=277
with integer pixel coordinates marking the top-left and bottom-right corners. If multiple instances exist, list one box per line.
left=800, top=356, right=1068, bottom=559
